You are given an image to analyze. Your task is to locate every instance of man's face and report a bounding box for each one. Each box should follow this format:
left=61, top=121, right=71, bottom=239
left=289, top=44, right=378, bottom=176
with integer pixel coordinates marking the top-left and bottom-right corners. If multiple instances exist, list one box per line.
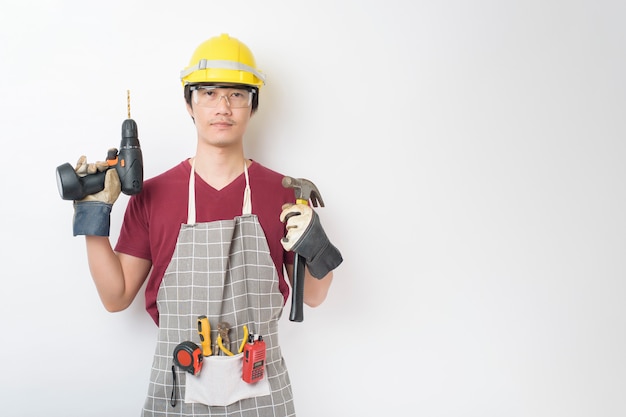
left=186, top=85, right=253, bottom=148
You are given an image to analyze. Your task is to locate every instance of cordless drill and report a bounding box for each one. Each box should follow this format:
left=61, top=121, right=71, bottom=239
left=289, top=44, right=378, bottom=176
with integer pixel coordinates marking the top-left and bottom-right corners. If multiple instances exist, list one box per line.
left=56, top=105, right=143, bottom=200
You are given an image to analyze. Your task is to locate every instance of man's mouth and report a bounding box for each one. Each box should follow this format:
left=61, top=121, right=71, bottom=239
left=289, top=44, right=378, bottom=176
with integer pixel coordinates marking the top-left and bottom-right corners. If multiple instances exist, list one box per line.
left=210, top=118, right=235, bottom=126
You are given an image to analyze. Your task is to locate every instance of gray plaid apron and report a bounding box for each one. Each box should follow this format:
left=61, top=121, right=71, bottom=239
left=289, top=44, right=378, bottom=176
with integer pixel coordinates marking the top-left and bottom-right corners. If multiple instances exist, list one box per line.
left=141, top=161, right=295, bottom=416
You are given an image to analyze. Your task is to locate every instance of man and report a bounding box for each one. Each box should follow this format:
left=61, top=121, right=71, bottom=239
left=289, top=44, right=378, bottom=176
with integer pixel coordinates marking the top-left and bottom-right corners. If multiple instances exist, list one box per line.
left=71, top=33, right=342, bottom=416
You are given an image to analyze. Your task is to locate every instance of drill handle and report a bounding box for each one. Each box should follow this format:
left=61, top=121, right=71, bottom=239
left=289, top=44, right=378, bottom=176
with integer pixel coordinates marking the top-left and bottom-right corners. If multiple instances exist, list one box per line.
left=80, top=169, right=108, bottom=195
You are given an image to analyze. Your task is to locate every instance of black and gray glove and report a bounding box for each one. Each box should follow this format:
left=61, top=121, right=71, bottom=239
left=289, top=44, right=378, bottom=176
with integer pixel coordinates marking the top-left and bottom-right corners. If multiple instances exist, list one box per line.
left=280, top=204, right=343, bottom=279
left=72, top=155, right=121, bottom=236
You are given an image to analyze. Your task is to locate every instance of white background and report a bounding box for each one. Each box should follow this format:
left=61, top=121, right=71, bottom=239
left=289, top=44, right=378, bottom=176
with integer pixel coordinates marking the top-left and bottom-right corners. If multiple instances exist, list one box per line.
left=1, top=1, right=625, bottom=416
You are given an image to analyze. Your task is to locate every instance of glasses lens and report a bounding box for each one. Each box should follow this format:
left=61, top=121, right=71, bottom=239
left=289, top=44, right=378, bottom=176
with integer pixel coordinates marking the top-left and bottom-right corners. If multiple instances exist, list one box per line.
left=193, top=87, right=252, bottom=108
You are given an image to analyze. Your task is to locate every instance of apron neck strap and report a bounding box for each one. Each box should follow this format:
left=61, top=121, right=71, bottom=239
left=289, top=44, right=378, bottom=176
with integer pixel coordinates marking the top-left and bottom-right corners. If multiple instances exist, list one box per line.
left=187, top=159, right=252, bottom=225
left=242, top=162, right=252, bottom=215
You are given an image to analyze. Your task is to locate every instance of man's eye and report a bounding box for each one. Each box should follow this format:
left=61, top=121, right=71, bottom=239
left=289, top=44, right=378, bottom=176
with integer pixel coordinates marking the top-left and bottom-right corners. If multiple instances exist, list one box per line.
left=231, top=92, right=244, bottom=98
left=203, top=90, right=216, bottom=97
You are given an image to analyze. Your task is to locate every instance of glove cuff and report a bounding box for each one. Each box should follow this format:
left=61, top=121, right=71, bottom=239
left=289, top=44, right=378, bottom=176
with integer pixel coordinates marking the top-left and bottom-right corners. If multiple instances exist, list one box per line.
left=291, top=211, right=343, bottom=279
left=306, top=240, right=343, bottom=279
left=73, top=201, right=112, bottom=236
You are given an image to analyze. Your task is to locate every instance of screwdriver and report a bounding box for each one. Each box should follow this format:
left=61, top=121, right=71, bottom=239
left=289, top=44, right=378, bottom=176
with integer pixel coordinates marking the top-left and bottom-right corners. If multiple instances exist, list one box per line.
left=197, top=315, right=212, bottom=356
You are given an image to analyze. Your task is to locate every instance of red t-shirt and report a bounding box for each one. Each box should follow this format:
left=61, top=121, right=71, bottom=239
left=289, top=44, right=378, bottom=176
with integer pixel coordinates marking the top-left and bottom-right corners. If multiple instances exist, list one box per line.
left=114, top=160, right=295, bottom=325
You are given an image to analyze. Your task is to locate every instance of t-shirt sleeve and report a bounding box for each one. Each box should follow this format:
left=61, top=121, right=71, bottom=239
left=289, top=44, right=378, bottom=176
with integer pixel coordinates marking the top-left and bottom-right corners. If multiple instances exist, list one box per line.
left=114, top=193, right=152, bottom=260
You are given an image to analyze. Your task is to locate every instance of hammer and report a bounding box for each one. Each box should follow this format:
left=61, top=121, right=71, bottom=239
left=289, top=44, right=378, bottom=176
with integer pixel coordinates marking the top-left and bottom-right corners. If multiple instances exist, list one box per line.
left=282, top=176, right=324, bottom=322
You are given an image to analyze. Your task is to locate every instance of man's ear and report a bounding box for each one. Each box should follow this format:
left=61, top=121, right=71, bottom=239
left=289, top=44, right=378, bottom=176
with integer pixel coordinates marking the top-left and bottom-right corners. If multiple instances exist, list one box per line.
left=185, top=101, right=196, bottom=123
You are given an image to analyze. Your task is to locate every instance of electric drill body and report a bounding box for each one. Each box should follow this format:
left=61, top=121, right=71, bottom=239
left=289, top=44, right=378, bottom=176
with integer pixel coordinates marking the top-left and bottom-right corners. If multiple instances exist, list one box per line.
left=116, top=119, right=143, bottom=195
left=56, top=118, right=143, bottom=200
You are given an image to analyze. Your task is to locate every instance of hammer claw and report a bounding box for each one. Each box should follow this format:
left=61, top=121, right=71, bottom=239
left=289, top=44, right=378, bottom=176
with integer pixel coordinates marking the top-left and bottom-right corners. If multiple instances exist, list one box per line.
left=309, top=190, right=324, bottom=207
left=281, top=176, right=325, bottom=207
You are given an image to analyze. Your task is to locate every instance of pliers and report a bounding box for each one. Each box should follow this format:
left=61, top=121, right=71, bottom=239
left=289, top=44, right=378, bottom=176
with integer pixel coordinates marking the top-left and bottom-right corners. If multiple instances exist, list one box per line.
left=216, top=323, right=249, bottom=356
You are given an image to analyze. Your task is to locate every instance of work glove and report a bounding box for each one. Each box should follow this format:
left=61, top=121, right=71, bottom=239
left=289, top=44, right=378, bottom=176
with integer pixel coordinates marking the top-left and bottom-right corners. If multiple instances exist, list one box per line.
left=72, top=154, right=121, bottom=236
left=280, top=204, right=343, bottom=279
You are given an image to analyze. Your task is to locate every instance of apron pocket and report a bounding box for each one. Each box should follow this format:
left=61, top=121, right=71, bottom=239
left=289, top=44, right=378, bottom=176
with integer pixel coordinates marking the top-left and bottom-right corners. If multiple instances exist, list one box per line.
left=184, top=353, right=271, bottom=407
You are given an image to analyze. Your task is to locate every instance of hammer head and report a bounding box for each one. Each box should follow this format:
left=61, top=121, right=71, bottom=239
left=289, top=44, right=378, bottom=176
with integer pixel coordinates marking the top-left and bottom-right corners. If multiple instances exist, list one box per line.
left=282, top=176, right=325, bottom=207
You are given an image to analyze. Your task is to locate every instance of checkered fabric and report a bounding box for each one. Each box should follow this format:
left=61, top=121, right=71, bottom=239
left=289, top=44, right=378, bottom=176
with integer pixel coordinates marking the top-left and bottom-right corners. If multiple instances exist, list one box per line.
left=141, top=215, right=295, bottom=416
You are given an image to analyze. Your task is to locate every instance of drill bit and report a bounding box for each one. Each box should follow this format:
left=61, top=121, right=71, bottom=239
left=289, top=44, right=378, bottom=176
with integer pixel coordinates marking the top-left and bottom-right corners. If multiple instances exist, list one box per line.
left=127, top=90, right=132, bottom=119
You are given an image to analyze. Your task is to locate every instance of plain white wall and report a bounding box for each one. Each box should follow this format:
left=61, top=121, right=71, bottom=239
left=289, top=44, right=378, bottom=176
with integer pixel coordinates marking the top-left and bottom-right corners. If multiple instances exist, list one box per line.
left=1, top=1, right=624, bottom=416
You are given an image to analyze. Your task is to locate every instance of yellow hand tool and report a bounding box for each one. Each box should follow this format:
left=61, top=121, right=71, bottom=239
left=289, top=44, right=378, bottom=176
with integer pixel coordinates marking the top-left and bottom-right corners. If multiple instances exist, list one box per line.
left=217, top=334, right=234, bottom=356
left=216, top=321, right=233, bottom=356
left=197, top=315, right=212, bottom=357
left=216, top=324, right=249, bottom=356
left=238, top=325, right=249, bottom=354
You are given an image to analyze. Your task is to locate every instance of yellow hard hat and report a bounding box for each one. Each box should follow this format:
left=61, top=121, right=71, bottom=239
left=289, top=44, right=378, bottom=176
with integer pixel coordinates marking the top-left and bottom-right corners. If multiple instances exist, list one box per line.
left=180, top=33, right=266, bottom=88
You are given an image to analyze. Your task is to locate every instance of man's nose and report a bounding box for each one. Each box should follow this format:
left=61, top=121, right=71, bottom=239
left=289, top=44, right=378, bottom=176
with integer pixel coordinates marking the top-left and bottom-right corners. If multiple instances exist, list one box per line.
left=215, top=95, right=232, bottom=112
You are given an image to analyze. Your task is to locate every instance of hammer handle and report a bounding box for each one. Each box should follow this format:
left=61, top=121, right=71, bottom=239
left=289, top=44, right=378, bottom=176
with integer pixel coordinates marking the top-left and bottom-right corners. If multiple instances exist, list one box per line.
left=289, top=253, right=306, bottom=322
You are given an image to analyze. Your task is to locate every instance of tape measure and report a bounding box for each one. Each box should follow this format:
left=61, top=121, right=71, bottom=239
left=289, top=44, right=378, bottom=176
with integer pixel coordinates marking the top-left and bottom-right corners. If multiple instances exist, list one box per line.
left=173, top=341, right=203, bottom=375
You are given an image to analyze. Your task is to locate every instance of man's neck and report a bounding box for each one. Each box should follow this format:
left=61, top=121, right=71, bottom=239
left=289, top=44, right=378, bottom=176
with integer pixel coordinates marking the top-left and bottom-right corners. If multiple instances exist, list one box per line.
left=191, top=146, right=248, bottom=190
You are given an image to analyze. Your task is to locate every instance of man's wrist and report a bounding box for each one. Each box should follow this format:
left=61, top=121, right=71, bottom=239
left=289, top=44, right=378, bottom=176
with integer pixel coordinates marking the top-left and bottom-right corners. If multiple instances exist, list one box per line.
left=291, top=211, right=343, bottom=279
left=73, top=201, right=112, bottom=236
left=306, top=241, right=343, bottom=279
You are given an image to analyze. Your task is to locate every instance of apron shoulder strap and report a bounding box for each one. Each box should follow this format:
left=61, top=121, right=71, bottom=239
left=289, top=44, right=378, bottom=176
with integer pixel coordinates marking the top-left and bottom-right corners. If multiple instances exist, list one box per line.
left=188, top=159, right=196, bottom=225
left=242, top=162, right=252, bottom=215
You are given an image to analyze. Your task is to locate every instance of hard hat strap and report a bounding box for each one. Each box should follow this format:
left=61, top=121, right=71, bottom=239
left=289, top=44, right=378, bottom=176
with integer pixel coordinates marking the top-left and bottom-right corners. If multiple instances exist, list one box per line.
left=180, top=59, right=266, bottom=85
